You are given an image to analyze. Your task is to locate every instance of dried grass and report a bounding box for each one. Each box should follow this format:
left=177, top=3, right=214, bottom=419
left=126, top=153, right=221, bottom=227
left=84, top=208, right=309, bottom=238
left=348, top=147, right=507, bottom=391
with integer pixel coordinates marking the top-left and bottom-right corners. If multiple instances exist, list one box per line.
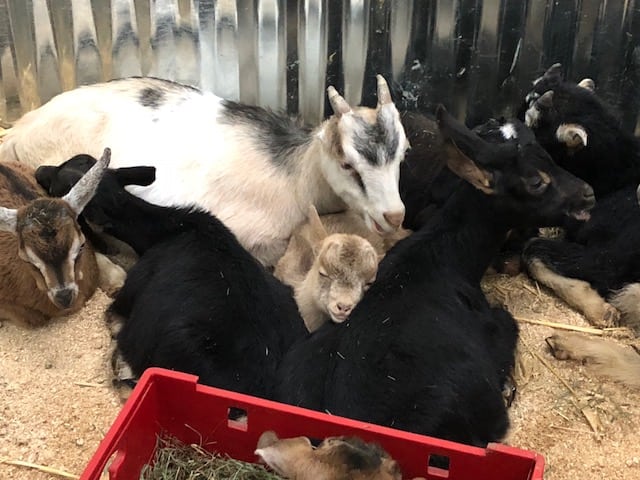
left=140, top=436, right=285, bottom=480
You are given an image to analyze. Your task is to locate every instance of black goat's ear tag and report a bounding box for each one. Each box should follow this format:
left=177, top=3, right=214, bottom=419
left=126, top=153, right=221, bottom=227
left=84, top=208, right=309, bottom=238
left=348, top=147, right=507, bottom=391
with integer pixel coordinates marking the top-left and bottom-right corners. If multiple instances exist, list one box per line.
left=443, top=141, right=494, bottom=194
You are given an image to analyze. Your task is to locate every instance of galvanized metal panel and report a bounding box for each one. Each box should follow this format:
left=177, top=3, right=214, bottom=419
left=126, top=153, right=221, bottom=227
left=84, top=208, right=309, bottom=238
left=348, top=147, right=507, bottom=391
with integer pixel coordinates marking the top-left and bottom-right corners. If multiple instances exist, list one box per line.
left=0, top=0, right=639, bottom=131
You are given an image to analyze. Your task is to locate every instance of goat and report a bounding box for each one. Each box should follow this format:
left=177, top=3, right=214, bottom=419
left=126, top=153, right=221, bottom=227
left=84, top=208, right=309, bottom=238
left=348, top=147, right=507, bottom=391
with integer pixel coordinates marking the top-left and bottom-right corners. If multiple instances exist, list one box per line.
left=521, top=63, right=640, bottom=197
left=37, top=155, right=308, bottom=398
left=0, top=149, right=111, bottom=326
left=518, top=67, right=640, bottom=329
left=0, top=76, right=409, bottom=266
left=275, top=105, right=595, bottom=447
left=254, top=431, right=426, bottom=480
left=546, top=333, right=640, bottom=388
left=274, top=206, right=381, bottom=332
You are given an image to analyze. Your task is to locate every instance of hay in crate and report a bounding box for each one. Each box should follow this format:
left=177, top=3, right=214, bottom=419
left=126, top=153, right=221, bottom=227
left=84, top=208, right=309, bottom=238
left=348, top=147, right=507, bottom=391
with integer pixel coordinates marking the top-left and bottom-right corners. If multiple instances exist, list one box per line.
left=140, top=435, right=285, bottom=480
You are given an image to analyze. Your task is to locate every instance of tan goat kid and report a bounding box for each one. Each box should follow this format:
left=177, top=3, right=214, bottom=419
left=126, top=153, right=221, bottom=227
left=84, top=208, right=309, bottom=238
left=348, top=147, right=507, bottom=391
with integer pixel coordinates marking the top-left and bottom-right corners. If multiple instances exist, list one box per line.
left=275, top=206, right=396, bottom=332
left=255, top=430, right=426, bottom=480
left=0, top=149, right=112, bottom=326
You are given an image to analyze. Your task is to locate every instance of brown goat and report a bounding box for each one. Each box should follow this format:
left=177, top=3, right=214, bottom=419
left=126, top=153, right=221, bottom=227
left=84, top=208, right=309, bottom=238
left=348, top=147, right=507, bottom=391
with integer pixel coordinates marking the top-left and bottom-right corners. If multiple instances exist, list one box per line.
left=255, top=431, right=425, bottom=480
left=275, top=206, right=384, bottom=332
left=0, top=149, right=111, bottom=326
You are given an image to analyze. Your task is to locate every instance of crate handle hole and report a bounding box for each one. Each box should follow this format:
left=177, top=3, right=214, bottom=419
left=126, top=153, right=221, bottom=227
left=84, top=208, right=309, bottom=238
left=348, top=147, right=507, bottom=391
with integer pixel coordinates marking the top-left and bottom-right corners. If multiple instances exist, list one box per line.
left=427, top=454, right=450, bottom=478
left=227, top=407, right=248, bottom=431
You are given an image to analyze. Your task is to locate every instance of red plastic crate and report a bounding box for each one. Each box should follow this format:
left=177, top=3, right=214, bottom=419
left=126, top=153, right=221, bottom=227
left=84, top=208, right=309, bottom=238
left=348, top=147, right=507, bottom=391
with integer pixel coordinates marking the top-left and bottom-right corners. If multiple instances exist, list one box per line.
left=81, top=368, right=545, bottom=480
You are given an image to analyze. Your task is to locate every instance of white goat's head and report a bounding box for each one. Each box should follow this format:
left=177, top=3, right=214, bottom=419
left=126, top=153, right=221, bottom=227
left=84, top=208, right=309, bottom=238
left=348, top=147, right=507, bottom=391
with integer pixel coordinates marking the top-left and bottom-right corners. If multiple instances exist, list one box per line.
left=318, top=75, right=409, bottom=235
left=0, top=148, right=110, bottom=309
left=305, top=206, right=378, bottom=323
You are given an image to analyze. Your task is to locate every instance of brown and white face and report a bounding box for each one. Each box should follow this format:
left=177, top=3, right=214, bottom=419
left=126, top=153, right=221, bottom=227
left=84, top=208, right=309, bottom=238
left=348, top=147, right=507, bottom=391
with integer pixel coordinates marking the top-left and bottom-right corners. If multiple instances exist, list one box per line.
left=319, top=75, right=410, bottom=235
left=15, top=200, right=86, bottom=309
left=313, top=235, right=378, bottom=323
left=0, top=148, right=111, bottom=309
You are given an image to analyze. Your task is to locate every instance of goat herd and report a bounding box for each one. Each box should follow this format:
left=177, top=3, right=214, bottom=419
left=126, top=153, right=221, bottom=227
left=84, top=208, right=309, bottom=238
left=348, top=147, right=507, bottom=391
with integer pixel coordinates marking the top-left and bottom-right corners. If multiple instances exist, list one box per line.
left=0, top=64, right=638, bottom=455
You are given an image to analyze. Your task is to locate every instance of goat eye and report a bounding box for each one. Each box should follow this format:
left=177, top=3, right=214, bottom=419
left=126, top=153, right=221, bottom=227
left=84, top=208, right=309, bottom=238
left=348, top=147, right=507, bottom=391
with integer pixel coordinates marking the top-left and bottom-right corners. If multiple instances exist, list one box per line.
left=319, top=270, right=329, bottom=278
left=341, top=162, right=353, bottom=171
left=527, top=177, right=547, bottom=194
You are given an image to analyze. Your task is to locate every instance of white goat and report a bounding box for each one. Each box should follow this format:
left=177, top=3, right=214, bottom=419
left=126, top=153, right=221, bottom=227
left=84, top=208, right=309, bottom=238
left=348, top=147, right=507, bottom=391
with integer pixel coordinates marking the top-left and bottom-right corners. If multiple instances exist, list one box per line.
left=0, top=149, right=112, bottom=326
left=0, top=76, right=409, bottom=266
left=275, top=206, right=379, bottom=332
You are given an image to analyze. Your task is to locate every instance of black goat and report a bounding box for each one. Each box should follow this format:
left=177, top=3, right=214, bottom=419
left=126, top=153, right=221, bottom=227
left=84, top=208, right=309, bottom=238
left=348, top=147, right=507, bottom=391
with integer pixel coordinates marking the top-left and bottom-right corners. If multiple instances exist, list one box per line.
left=275, top=106, right=595, bottom=447
left=521, top=63, right=640, bottom=197
left=516, top=65, right=640, bottom=331
left=36, top=156, right=308, bottom=399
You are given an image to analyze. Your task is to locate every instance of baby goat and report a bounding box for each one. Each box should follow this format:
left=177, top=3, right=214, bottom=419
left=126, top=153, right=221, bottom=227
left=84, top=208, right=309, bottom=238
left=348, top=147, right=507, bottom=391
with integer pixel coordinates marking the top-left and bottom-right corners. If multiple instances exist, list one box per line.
left=0, top=150, right=110, bottom=326
left=275, top=206, right=380, bottom=332
left=0, top=76, right=409, bottom=266
left=255, top=431, right=425, bottom=480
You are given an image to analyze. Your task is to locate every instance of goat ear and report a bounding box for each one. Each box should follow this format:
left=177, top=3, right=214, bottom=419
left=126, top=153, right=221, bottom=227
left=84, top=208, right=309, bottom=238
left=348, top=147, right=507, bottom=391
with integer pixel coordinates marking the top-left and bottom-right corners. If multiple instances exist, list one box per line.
left=0, top=206, right=17, bottom=233
left=34, top=165, right=60, bottom=191
left=442, top=141, right=494, bottom=194
left=306, top=205, right=329, bottom=245
left=115, top=166, right=156, bottom=187
left=327, top=86, right=352, bottom=117
left=62, top=147, right=111, bottom=215
left=578, top=78, right=595, bottom=91
left=556, top=123, right=587, bottom=148
left=435, top=104, right=489, bottom=157
left=257, top=431, right=280, bottom=450
left=536, top=90, right=554, bottom=109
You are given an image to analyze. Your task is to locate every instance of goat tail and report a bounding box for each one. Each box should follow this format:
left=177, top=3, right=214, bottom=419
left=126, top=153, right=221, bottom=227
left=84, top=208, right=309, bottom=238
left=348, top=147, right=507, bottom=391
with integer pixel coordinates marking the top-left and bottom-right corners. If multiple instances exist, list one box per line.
left=547, top=332, right=640, bottom=388
left=610, top=283, right=640, bottom=334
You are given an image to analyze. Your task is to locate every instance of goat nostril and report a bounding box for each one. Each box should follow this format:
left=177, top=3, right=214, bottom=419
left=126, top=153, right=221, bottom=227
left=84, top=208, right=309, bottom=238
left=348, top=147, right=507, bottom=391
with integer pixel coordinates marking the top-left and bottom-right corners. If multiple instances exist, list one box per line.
left=55, top=289, right=74, bottom=309
left=383, top=210, right=405, bottom=228
left=336, top=303, right=352, bottom=313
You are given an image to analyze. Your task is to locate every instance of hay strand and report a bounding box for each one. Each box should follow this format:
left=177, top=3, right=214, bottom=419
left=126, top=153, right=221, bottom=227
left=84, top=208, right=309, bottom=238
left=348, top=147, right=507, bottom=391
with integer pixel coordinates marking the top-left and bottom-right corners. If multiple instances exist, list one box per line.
left=0, top=458, right=79, bottom=479
left=141, top=436, right=285, bottom=480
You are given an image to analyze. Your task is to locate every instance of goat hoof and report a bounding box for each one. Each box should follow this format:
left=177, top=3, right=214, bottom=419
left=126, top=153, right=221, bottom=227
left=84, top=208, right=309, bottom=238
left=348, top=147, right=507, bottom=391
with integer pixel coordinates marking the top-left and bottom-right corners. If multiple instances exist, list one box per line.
left=501, top=375, right=517, bottom=407
left=546, top=334, right=572, bottom=360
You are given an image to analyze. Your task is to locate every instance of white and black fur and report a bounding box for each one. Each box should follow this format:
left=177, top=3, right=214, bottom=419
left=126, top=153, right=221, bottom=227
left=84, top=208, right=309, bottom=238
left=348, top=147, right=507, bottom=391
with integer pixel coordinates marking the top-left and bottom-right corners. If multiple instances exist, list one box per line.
left=0, top=76, right=409, bottom=266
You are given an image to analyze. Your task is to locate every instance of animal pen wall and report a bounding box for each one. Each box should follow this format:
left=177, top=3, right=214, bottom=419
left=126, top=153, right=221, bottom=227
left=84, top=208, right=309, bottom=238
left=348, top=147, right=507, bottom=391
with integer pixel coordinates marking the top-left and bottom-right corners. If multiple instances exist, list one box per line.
left=0, top=0, right=640, bottom=130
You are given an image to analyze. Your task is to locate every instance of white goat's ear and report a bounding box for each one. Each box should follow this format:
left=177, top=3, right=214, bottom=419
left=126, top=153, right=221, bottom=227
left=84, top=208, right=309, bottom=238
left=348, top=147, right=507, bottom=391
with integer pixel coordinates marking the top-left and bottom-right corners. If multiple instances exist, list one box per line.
left=327, top=86, right=352, bottom=117
left=578, top=78, right=595, bottom=91
left=307, top=205, right=329, bottom=246
left=376, top=74, right=392, bottom=106
left=0, top=206, right=17, bottom=233
left=62, top=147, right=111, bottom=215
left=556, top=123, right=587, bottom=148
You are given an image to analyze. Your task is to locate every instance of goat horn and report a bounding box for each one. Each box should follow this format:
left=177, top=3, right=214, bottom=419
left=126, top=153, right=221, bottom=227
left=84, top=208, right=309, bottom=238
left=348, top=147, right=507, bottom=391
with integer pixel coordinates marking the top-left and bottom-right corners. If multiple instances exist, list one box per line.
left=63, top=147, right=112, bottom=215
left=327, top=86, right=352, bottom=117
left=376, top=74, right=392, bottom=106
left=537, top=90, right=554, bottom=109
left=578, top=78, right=595, bottom=91
left=0, top=206, right=17, bottom=233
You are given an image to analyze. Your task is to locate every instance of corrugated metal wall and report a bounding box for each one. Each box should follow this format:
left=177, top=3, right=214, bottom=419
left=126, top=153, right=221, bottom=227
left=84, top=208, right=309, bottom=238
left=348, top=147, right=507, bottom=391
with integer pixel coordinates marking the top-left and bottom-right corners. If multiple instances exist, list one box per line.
left=1, top=0, right=640, bottom=130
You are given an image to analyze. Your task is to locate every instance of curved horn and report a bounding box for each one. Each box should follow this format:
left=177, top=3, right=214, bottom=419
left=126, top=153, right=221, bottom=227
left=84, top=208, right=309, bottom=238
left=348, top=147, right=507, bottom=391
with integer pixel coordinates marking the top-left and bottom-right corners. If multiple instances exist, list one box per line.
left=327, top=86, right=352, bottom=117
left=578, top=78, right=595, bottom=92
left=376, top=74, right=392, bottom=106
left=62, top=147, right=111, bottom=215
left=0, top=206, right=17, bottom=233
left=537, top=90, right=554, bottom=109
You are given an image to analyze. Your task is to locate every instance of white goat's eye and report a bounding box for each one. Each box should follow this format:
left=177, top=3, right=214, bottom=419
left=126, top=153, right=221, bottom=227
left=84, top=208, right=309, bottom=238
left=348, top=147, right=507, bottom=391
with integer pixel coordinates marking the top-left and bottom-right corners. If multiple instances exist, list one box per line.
left=341, top=162, right=353, bottom=171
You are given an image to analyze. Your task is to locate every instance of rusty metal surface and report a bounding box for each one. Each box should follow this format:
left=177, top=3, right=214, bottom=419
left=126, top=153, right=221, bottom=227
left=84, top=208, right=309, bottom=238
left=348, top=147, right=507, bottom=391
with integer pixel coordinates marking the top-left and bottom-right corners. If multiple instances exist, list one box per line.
left=0, top=0, right=639, bottom=130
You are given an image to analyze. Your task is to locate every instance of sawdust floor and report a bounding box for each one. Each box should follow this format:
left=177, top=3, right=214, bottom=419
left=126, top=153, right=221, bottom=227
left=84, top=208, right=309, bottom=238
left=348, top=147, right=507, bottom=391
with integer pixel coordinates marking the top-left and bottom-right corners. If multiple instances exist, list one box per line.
left=1, top=274, right=639, bottom=479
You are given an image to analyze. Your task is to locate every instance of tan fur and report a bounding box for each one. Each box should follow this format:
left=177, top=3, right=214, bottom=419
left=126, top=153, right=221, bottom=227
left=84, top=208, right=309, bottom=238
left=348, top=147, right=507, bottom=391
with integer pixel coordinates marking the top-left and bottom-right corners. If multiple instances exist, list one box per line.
left=95, top=252, right=127, bottom=297
left=275, top=207, right=389, bottom=332
left=547, top=333, right=640, bottom=388
left=0, top=162, right=99, bottom=326
left=255, top=431, right=425, bottom=480
left=610, top=283, right=640, bottom=333
left=527, top=259, right=620, bottom=327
